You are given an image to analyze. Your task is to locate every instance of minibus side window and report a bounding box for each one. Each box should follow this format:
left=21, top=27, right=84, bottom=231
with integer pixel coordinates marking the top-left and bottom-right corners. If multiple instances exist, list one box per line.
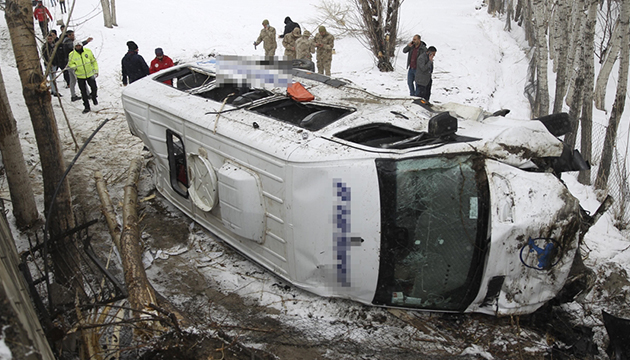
left=166, top=130, right=189, bottom=198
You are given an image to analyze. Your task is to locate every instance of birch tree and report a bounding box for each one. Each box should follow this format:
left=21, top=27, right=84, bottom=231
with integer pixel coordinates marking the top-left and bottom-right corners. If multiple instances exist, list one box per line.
left=100, top=0, right=117, bottom=28
left=596, top=0, right=630, bottom=190
left=551, top=0, right=570, bottom=114
left=5, top=0, right=77, bottom=286
left=577, top=0, right=598, bottom=185
left=0, top=65, right=39, bottom=228
left=532, top=0, right=550, bottom=117
left=594, top=17, right=622, bottom=110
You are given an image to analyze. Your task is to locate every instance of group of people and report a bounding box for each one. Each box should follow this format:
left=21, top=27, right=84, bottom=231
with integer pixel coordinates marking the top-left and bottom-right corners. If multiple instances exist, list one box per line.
left=403, top=34, right=437, bottom=101
left=40, top=27, right=98, bottom=113
left=42, top=28, right=174, bottom=114
left=41, top=13, right=435, bottom=113
left=121, top=41, right=174, bottom=86
left=253, top=17, right=335, bottom=76
left=253, top=18, right=437, bottom=102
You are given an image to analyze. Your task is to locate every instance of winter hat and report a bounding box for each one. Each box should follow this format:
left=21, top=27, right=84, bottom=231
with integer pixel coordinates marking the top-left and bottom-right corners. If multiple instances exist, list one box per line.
left=155, top=48, right=164, bottom=56
left=262, top=19, right=269, bottom=26
left=73, top=39, right=82, bottom=47
left=292, top=27, right=301, bottom=37
left=319, top=26, right=326, bottom=33
left=127, top=41, right=138, bottom=51
left=303, top=30, right=311, bottom=37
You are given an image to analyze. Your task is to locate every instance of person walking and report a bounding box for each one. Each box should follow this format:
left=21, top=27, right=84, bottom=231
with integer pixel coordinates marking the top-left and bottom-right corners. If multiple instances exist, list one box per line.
left=67, top=40, right=99, bottom=113
left=402, top=34, right=427, bottom=96
left=415, top=46, right=437, bottom=101
left=59, top=0, right=66, bottom=14
left=314, top=26, right=334, bottom=76
left=254, top=19, right=277, bottom=57
left=282, top=27, right=301, bottom=60
left=62, top=30, right=93, bottom=101
left=121, top=41, right=150, bottom=85
left=150, top=48, right=174, bottom=85
left=279, top=16, right=300, bottom=38
left=295, top=30, right=315, bottom=61
left=41, top=33, right=65, bottom=97
left=33, top=1, right=52, bottom=38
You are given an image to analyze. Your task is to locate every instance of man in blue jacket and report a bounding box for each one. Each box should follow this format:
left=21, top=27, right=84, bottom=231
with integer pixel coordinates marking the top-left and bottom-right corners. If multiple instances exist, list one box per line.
left=122, top=41, right=150, bottom=85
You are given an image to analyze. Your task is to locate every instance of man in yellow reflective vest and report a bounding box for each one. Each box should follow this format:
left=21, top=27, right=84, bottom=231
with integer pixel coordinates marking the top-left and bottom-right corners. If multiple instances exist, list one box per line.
left=67, top=40, right=99, bottom=113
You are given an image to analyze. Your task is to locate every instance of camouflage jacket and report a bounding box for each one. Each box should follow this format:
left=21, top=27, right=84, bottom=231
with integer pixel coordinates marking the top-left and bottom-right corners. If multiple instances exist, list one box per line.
left=256, top=26, right=277, bottom=52
left=314, top=32, right=334, bottom=58
left=295, top=36, right=315, bottom=60
left=282, top=32, right=297, bottom=55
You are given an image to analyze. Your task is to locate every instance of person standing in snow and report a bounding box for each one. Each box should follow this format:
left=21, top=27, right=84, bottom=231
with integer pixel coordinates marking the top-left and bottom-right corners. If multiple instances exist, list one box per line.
left=282, top=27, right=301, bottom=60
left=314, top=26, right=334, bottom=76
left=254, top=19, right=277, bottom=57
left=296, top=30, right=315, bottom=61
left=122, top=41, right=150, bottom=85
left=59, top=0, right=66, bottom=14
left=415, top=46, right=437, bottom=101
left=33, top=1, right=52, bottom=38
left=279, top=16, right=300, bottom=38
left=402, top=34, right=427, bottom=96
left=41, top=33, right=65, bottom=97
left=150, top=47, right=174, bottom=85
left=62, top=30, right=93, bottom=101
left=67, top=40, right=98, bottom=113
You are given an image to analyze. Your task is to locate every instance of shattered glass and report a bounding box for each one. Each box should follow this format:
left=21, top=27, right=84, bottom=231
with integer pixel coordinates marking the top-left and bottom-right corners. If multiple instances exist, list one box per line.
left=375, top=154, right=486, bottom=310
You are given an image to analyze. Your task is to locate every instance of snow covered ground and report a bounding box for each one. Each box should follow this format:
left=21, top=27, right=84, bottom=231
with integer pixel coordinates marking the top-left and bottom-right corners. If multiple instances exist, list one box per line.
left=1, top=0, right=630, bottom=358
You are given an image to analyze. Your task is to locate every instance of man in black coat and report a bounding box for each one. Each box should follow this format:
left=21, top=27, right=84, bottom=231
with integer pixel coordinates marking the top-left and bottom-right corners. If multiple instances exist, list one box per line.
left=279, top=16, right=300, bottom=38
left=122, top=41, right=150, bottom=85
left=41, top=33, right=65, bottom=97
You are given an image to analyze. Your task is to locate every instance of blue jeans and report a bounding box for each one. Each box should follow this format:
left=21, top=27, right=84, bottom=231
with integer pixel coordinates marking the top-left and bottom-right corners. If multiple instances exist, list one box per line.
left=407, top=68, right=417, bottom=96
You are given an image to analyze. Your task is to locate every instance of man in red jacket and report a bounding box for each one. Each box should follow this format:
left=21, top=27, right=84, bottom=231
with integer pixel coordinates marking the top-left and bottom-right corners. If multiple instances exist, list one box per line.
left=33, top=1, right=52, bottom=38
left=150, top=48, right=174, bottom=85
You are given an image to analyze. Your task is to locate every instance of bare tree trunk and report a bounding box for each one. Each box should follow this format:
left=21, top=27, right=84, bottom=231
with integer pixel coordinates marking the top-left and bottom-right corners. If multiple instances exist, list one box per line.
left=100, top=0, right=113, bottom=28
left=565, top=74, right=584, bottom=149
left=111, top=0, right=117, bottom=26
left=594, top=17, right=622, bottom=111
left=505, top=0, right=514, bottom=31
left=0, top=65, right=39, bottom=228
left=120, top=158, right=157, bottom=315
left=565, top=0, right=587, bottom=108
left=533, top=0, right=550, bottom=117
left=577, top=0, right=598, bottom=185
left=551, top=0, right=570, bottom=113
left=596, top=0, right=630, bottom=190
left=4, top=0, right=74, bottom=239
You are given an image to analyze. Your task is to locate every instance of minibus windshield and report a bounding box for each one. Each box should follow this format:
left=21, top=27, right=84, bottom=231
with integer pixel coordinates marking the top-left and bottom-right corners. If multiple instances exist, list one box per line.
left=374, top=154, right=489, bottom=310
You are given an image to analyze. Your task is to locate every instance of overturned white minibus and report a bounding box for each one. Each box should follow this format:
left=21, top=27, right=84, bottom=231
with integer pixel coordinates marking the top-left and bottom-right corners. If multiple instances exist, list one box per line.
left=122, top=57, right=591, bottom=315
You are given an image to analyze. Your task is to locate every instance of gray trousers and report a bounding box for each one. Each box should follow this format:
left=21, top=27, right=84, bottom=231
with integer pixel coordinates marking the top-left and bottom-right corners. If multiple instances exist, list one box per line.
left=68, top=68, right=77, bottom=97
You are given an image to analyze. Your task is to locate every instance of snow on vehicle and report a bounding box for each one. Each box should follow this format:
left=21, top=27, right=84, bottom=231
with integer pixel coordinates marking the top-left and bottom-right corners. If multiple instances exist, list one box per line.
left=122, top=56, right=591, bottom=315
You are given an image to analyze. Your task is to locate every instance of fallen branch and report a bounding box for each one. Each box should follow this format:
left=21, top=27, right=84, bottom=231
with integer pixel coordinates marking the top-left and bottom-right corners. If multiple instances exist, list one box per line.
left=95, top=170, right=121, bottom=248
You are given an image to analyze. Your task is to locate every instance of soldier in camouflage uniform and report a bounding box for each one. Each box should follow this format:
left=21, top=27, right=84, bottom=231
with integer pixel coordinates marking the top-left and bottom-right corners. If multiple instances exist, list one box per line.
left=282, top=27, right=301, bottom=60
left=254, top=19, right=277, bottom=57
left=295, top=30, right=315, bottom=61
left=314, top=26, right=334, bottom=76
